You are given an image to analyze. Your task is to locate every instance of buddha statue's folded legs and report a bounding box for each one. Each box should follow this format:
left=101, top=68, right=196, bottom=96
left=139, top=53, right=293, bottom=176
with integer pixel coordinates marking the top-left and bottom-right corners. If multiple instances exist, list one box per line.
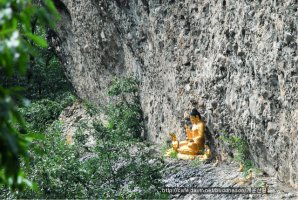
left=171, top=140, right=188, bottom=151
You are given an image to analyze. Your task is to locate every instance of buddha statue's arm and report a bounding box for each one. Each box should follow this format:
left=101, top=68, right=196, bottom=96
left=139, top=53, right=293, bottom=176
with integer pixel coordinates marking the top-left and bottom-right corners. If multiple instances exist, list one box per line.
left=192, top=123, right=205, bottom=144
left=191, top=127, right=205, bottom=154
left=184, top=125, right=192, bottom=139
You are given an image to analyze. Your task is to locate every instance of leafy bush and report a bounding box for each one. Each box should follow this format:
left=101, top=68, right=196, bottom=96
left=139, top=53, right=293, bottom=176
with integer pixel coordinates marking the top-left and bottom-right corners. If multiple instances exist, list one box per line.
left=19, top=93, right=76, bottom=132
left=105, top=77, right=144, bottom=139
left=0, top=0, right=59, bottom=189
left=0, top=121, right=91, bottom=199
left=90, top=76, right=167, bottom=198
left=219, top=134, right=254, bottom=175
left=93, top=122, right=167, bottom=199
left=0, top=76, right=168, bottom=199
left=1, top=119, right=167, bottom=199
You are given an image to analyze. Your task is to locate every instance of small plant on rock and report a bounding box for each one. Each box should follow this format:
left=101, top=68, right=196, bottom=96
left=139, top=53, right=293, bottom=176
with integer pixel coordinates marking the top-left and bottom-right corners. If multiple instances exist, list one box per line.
left=160, top=143, right=169, bottom=155
left=190, top=157, right=202, bottom=167
left=219, top=133, right=254, bottom=176
left=169, top=150, right=178, bottom=159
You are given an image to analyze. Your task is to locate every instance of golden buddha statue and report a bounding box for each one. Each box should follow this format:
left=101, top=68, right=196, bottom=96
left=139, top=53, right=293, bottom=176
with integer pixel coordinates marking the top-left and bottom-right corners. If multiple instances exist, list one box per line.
left=165, top=109, right=211, bottom=160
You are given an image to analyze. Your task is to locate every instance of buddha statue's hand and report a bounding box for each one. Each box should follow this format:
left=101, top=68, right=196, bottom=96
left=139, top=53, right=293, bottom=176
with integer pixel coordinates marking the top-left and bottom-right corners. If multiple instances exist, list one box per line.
left=172, top=141, right=179, bottom=150
left=188, top=139, right=194, bottom=142
left=169, top=132, right=177, bottom=141
left=185, top=125, right=192, bottom=140
left=184, top=124, right=191, bottom=131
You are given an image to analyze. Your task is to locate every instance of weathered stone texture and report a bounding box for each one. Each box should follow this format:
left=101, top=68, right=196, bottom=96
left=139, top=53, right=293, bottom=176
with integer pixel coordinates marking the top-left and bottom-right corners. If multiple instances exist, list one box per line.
left=55, top=0, right=297, bottom=188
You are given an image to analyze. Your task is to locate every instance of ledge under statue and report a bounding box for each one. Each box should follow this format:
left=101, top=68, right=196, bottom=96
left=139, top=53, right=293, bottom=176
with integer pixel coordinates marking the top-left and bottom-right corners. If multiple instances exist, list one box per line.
left=165, top=108, right=211, bottom=160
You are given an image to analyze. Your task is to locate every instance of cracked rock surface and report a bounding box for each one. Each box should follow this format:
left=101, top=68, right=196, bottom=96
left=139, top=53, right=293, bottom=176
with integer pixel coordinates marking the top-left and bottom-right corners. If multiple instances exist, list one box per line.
left=162, top=158, right=298, bottom=200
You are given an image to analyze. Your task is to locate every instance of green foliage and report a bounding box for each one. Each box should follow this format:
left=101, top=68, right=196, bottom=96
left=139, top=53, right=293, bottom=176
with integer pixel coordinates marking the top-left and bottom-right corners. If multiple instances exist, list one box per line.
left=108, top=77, right=139, bottom=96
left=83, top=100, right=98, bottom=117
left=1, top=38, right=73, bottom=100
left=254, top=180, right=265, bottom=187
left=160, top=143, right=169, bottom=155
left=219, top=134, right=254, bottom=175
left=169, top=151, right=178, bottom=159
left=0, top=0, right=59, bottom=189
left=190, top=157, right=202, bottom=167
left=7, top=121, right=166, bottom=199
left=73, top=122, right=90, bottom=145
left=27, top=55, right=73, bottom=100
left=93, top=122, right=166, bottom=199
left=19, top=93, right=76, bottom=132
left=106, top=76, right=143, bottom=139
left=0, top=76, right=168, bottom=199
left=92, top=76, right=166, bottom=198
left=0, top=121, right=91, bottom=199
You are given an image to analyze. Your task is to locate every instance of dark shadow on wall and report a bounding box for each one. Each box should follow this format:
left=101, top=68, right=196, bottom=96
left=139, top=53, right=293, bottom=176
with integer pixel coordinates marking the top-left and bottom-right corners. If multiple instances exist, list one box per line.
left=47, top=0, right=72, bottom=60
left=205, top=127, right=217, bottom=162
left=53, top=0, right=72, bottom=21
left=46, top=0, right=76, bottom=94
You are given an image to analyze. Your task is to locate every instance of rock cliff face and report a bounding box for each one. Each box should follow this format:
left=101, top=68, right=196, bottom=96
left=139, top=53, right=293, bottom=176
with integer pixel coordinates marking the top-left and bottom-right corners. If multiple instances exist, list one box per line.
left=53, top=0, right=297, bottom=188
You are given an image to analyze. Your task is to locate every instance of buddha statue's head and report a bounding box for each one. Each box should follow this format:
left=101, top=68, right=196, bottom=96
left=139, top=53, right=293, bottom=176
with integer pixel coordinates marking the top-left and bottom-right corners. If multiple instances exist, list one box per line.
left=189, top=108, right=201, bottom=124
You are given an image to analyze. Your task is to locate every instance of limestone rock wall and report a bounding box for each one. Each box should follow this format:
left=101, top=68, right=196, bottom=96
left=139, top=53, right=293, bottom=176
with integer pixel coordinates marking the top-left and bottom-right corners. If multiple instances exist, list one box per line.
left=54, top=0, right=297, bottom=188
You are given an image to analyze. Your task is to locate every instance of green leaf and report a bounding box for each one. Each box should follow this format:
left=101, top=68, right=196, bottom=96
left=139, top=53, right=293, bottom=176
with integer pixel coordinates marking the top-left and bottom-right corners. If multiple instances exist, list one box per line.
left=24, top=33, right=48, bottom=48
left=25, top=133, right=45, bottom=141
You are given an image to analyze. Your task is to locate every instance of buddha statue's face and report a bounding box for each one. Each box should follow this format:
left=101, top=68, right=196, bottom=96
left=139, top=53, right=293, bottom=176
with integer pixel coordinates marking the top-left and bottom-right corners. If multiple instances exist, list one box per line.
left=190, top=115, right=200, bottom=124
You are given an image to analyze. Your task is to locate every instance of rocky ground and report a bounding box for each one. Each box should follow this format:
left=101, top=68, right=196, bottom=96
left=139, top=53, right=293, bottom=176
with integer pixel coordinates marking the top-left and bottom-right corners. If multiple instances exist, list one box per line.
left=161, top=157, right=298, bottom=200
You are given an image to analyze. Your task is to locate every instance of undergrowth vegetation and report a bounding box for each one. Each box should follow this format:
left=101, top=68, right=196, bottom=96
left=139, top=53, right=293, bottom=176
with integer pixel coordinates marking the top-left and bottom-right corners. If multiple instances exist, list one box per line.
left=85, top=77, right=167, bottom=198
left=219, top=133, right=254, bottom=176
left=190, top=156, right=202, bottom=167
left=0, top=76, right=168, bottom=199
left=19, top=93, right=75, bottom=132
left=0, top=1, right=166, bottom=197
left=0, top=0, right=59, bottom=189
